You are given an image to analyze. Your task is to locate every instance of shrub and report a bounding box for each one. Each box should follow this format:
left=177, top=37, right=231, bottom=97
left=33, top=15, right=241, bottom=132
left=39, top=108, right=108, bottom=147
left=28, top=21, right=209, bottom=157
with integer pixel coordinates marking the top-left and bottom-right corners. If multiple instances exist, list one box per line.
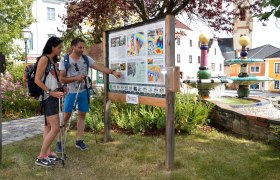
left=85, top=90, right=214, bottom=135
left=6, top=63, right=25, bottom=85
left=175, top=93, right=214, bottom=134
left=86, top=92, right=105, bottom=133
left=1, top=72, right=40, bottom=120
left=111, top=102, right=165, bottom=134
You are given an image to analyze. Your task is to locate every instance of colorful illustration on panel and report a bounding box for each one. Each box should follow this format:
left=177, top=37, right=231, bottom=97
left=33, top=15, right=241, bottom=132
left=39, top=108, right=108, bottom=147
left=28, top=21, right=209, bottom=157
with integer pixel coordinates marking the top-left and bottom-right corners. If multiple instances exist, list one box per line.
left=135, top=32, right=146, bottom=55
left=147, top=28, right=164, bottom=55
left=147, top=65, right=163, bottom=83
left=127, top=33, right=136, bottom=56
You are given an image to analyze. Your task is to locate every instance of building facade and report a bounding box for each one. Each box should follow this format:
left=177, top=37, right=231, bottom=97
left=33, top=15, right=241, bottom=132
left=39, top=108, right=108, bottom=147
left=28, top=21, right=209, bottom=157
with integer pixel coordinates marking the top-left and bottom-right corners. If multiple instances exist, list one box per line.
left=24, top=0, right=68, bottom=63
left=175, top=22, right=225, bottom=82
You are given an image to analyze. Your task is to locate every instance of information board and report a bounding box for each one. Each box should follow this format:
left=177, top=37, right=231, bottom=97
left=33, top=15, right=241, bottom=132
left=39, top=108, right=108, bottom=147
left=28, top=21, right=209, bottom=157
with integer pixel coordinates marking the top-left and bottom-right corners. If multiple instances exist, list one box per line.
left=107, top=18, right=166, bottom=98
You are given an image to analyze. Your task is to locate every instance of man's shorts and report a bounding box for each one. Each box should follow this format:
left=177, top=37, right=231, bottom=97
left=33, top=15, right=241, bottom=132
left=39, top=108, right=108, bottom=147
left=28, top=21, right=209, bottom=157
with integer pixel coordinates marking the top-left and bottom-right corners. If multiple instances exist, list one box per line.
left=44, top=96, right=59, bottom=117
left=64, top=90, right=89, bottom=113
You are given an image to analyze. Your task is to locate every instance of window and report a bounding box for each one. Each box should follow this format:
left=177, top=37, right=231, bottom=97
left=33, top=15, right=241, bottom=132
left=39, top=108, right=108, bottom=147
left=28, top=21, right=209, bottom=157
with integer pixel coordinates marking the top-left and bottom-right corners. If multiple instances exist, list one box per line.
left=189, top=40, right=192, bottom=47
left=214, top=48, right=217, bottom=55
left=211, top=63, right=215, bottom=71
left=176, top=38, right=180, bottom=45
left=198, top=41, right=200, bottom=48
left=28, top=33, right=33, bottom=50
left=250, top=83, right=260, bottom=90
left=275, top=63, right=280, bottom=74
left=180, top=72, right=183, bottom=79
left=250, top=66, right=260, bottom=73
left=275, top=81, right=280, bottom=89
left=189, top=55, right=192, bottom=63
left=220, top=64, right=222, bottom=71
left=177, top=54, right=180, bottom=63
left=47, top=7, right=55, bottom=20
left=198, top=56, right=201, bottom=64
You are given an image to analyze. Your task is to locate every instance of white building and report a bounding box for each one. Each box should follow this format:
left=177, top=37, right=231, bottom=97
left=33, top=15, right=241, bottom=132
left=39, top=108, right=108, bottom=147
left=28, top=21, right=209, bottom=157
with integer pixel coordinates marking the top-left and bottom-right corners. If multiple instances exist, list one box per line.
left=175, top=20, right=225, bottom=81
left=23, top=0, right=68, bottom=63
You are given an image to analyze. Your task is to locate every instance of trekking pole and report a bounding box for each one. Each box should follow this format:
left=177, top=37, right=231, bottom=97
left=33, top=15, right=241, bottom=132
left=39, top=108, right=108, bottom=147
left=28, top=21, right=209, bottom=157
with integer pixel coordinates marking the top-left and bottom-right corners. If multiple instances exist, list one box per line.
left=58, top=96, right=65, bottom=167
left=63, top=82, right=81, bottom=159
left=93, top=119, right=98, bottom=144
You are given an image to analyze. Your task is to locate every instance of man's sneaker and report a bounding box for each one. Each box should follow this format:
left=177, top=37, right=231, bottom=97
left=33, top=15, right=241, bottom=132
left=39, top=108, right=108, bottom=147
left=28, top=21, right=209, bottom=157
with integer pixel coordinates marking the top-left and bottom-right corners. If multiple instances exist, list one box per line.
left=56, top=141, right=62, bottom=153
left=75, top=140, right=88, bottom=150
left=35, top=157, right=55, bottom=167
left=48, top=154, right=62, bottom=162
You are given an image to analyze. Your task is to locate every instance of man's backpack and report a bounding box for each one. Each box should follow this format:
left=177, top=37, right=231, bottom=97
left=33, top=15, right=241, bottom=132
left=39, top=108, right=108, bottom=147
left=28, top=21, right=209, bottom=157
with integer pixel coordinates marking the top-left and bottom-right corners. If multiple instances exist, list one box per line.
left=25, top=55, right=51, bottom=98
left=63, top=54, right=89, bottom=74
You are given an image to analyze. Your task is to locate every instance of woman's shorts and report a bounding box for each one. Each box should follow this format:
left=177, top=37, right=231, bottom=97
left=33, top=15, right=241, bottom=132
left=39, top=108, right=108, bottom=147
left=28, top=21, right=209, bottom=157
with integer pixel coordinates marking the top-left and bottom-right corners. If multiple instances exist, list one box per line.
left=43, top=96, right=59, bottom=117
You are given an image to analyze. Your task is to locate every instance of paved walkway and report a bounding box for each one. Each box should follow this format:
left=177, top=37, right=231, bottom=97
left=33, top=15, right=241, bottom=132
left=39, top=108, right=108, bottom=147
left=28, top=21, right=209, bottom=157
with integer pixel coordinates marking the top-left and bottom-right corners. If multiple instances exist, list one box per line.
left=2, top=116, right=44, bottom=145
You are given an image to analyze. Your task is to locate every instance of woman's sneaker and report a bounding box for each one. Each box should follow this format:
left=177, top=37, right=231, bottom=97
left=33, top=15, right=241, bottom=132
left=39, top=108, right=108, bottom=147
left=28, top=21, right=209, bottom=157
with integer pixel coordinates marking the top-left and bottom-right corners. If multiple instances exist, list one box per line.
left=75, top=140, right=88, bottom=150
left=35, top=157, right=55, bottom=167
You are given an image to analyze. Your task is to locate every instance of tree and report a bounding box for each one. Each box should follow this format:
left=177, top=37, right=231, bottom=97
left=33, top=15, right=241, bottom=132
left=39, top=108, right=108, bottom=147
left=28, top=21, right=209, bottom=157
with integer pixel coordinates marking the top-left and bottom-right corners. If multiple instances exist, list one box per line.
left=253, top=0, right=280, bottom=21
left=0, top=0, right=34, bottom=58
left=62, top=0, right=264, bottom=44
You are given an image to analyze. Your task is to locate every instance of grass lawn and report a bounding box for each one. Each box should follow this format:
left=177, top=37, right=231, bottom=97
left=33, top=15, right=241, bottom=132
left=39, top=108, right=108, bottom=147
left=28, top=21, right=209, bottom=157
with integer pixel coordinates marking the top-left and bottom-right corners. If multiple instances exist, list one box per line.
left=0, top=129, right=280, bottom=179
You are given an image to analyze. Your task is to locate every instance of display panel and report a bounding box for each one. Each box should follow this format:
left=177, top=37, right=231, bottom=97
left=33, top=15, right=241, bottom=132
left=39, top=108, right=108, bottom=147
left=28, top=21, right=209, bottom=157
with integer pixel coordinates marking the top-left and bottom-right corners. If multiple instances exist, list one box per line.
left=107, top=19, right=166, bottom=97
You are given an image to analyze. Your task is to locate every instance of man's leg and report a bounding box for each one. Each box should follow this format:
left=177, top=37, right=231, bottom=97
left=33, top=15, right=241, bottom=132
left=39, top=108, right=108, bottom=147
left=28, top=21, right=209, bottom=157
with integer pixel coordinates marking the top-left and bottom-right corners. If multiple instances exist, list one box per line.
left=75, top=91, right=90, bottom=150
left=77, top=111, right=86, bottom=140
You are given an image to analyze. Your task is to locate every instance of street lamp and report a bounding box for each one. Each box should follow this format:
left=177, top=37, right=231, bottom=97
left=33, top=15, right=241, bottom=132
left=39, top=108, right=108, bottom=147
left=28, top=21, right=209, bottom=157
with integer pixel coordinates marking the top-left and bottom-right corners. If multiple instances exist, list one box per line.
left=22, top=28, right=31, bottom=64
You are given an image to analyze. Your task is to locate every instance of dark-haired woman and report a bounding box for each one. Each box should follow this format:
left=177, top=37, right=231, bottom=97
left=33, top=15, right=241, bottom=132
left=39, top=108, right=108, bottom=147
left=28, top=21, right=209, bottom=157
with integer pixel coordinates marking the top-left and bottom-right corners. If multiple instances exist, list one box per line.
left=34, top=36, right=65, bottom=167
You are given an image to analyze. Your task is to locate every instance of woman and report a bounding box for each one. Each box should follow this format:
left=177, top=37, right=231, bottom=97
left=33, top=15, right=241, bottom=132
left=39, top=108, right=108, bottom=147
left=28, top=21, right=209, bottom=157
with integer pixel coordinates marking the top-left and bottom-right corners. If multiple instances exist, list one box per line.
left=34, top=36, right=65, bottom=167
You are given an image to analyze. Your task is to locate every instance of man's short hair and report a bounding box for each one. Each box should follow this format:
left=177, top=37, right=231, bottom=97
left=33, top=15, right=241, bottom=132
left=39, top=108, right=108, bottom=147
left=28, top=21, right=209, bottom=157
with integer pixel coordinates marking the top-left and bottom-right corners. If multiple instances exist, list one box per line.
left=71, top=38, right=86, bottom=46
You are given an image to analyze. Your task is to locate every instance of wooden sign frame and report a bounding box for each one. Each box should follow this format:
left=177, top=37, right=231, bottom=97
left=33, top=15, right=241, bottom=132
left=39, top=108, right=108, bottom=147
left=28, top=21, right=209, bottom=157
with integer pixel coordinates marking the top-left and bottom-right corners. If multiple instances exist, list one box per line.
left=103, top=15, right=175, bottom=170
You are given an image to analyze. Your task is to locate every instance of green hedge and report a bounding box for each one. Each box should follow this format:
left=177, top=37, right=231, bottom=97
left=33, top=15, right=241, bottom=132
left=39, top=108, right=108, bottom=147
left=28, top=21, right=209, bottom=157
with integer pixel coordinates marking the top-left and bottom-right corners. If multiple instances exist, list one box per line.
left=86, top=92, right=214, bottom=135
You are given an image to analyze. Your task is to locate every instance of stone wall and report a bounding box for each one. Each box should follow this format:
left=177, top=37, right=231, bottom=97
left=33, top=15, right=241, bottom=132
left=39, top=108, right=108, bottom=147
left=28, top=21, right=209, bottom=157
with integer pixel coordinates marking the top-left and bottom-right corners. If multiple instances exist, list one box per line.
left=209, top=98, right=280, bottom=140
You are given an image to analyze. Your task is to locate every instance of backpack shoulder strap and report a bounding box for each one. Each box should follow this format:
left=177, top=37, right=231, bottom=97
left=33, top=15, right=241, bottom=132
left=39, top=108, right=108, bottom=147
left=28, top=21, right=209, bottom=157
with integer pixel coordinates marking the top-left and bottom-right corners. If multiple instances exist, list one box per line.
left=40, top=55, right=51, bottom=78
left=64, top=54, right=70, bottom=74
left=82, top=54, right=89, bottom=73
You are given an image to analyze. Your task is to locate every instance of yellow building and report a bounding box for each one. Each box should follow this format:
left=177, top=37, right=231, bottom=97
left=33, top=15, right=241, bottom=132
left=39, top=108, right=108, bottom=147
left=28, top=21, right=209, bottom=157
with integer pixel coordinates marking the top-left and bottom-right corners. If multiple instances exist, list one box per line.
left=265, top=50, right=280, bottom=92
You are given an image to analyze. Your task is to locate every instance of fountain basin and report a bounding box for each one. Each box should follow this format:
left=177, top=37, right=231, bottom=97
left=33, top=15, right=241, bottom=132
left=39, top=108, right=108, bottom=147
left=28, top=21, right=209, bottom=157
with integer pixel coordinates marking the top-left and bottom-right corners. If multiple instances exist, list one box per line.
left=225, top=58, right=264, bottom=64
left=183, top=78, right=233, bottom=90
left=230, top=77, right=274, bottom=85
left=209, top=96, right=280, bottom=140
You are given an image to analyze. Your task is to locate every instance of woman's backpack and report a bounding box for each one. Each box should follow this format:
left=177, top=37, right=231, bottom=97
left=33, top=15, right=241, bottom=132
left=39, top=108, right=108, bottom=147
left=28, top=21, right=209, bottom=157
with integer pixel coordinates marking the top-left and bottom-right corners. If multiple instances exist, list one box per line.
left=25, top=56, right=51, bottom=98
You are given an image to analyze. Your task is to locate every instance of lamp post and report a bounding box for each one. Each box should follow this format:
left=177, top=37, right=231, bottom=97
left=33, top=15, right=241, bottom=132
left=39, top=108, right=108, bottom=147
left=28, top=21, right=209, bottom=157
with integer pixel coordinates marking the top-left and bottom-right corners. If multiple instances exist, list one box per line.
left=22, top=28, right=30, bottom=64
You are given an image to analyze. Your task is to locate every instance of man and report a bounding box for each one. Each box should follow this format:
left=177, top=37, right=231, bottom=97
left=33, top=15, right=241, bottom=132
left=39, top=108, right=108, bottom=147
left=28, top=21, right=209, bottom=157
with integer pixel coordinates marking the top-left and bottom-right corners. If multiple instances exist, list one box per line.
left=56, top=38, right=121, bottom=151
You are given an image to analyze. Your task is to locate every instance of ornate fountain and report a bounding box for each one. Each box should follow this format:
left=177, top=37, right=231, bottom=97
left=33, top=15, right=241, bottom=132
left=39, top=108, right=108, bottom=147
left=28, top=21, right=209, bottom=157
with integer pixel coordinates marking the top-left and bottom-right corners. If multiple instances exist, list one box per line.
left=225, top=36, right=274, bottom=98
left=183, top=34, right=232, bottom=99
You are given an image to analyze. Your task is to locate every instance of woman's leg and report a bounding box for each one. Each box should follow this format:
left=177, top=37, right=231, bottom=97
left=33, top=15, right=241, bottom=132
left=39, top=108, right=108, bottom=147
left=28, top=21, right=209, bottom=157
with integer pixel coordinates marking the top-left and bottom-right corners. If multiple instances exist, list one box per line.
left=43, top=124, right=51, bottom=155
left=39, top=114, right=60, bottom=157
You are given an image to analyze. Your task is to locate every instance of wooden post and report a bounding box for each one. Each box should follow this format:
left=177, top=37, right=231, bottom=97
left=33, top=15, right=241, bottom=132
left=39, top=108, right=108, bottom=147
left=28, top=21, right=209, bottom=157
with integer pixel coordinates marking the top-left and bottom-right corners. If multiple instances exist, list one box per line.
left=0, top=77, right=2, bottom=163
left=165, top=15, right=175, bottom=170
left=103, top=32, right=112, bottom=142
